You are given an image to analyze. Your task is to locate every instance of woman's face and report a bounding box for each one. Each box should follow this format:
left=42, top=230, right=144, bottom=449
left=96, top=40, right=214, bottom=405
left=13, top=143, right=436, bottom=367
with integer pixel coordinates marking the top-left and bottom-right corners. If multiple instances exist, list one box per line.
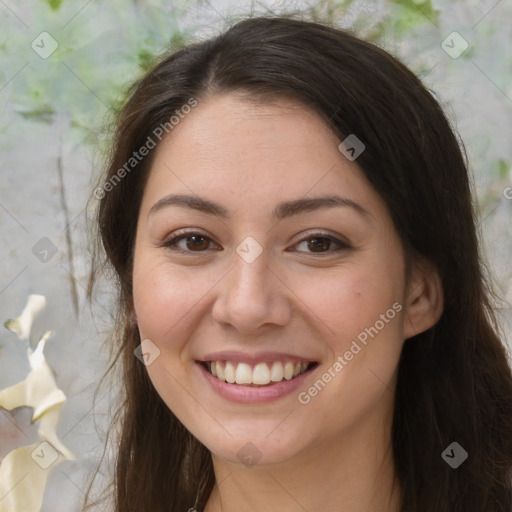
left=132, top=93, right=413, bottom=466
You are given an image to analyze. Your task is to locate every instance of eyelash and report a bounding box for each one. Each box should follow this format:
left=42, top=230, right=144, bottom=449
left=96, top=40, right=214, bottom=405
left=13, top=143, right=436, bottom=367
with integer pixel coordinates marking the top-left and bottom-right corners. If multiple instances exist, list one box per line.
left=161, top=230, right=350, bottom=255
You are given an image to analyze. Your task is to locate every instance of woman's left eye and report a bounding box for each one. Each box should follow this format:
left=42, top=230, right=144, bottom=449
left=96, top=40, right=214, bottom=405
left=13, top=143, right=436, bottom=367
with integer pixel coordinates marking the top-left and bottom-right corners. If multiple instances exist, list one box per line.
left=293, top=234, right=348, bottom=254
left=161, top=232, right=348, bottom=254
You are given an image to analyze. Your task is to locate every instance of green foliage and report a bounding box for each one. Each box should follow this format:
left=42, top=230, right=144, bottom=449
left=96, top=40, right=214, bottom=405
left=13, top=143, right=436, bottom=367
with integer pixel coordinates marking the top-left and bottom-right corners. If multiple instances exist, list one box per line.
left=302, top=0, right=440, bottom=45
left=392, top=0, right=439, bottom=26
left=309, top=0, right=359, bottom=22
left=18, top=104, right=55, bottom=124
left=137, top=48, right=158, bottom=72
left=0, top=0, right=510, bottom=189
left=169, top=31, right=187, bottom=52
left=44, top=0, right=65, bottom=12
left=0, top=0, right=196, bottom=148
left=361, top=0, right=439, bottom=43
left=492, top=159, right=510, bottom=181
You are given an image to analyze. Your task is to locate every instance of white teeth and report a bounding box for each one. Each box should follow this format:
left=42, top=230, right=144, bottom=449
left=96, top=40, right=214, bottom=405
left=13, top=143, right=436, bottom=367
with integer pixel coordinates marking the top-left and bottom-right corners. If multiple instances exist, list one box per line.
left=206, top=360, right=312, bottom=386
left=283, top=362, right=294, bottom=380
left=235, top=363, right=252, bottom=384
left=224, top=362, right=236, bottom=383
left=270, top=361, right=284, bottom=381
left=252, top=363, right=271, bottom=385
left=215, top=361, right=225, bottom=380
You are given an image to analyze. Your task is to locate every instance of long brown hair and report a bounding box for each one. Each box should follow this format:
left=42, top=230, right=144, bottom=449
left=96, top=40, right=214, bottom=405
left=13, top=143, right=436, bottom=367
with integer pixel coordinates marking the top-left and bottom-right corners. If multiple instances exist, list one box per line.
left=86, top=15, right=512, bottom=512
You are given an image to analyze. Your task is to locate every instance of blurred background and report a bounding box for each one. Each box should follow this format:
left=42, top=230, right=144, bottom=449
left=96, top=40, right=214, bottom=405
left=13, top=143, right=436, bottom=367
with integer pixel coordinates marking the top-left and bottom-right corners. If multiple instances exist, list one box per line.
left=0, top=0, right=511, bottom=510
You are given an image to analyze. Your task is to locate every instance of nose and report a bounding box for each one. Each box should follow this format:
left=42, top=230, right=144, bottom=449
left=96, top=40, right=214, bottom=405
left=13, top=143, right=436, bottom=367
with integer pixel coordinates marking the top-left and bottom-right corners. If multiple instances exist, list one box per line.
left=211, top=247, right=292, bottom=334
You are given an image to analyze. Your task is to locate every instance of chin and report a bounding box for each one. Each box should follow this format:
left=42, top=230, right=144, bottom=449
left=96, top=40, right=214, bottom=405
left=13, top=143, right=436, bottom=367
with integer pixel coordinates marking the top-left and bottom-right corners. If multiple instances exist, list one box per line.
left=202, top=425, right=310, bottom=468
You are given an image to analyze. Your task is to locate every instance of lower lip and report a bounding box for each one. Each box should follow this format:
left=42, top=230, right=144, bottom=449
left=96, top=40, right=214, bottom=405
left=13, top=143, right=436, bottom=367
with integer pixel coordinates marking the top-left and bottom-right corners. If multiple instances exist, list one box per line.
left=196, top=362, right=317, bottom=404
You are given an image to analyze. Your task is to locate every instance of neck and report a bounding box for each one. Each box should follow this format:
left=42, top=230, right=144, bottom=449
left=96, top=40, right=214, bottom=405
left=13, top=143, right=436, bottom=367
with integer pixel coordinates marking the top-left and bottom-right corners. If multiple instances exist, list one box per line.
left=204, top=413, right=401, bottom=512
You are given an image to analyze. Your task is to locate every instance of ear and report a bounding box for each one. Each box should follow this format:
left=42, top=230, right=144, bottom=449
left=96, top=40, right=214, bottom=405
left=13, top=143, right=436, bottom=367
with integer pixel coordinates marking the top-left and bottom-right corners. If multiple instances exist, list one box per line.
left=403, top=259, right=444, bottom=339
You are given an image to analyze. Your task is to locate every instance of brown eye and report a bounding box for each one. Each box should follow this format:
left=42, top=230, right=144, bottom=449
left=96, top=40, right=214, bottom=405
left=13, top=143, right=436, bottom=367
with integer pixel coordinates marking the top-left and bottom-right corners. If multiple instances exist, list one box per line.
left=294, top=234, right=348, bottom=254
left=163, top=232, right=218, bottom=253
left=306, top=237, right=332, bottom=252
left=184, top=235, right=210, bottom=251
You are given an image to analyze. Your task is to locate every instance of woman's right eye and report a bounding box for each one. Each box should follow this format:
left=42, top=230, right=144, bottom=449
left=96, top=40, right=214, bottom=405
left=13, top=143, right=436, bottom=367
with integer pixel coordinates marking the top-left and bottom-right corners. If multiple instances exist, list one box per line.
left=162, top=232, right=220, bottom=253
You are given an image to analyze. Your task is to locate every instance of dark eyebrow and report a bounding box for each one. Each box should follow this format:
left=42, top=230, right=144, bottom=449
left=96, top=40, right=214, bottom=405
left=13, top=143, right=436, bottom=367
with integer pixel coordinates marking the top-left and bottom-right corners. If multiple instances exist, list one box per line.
left=148, top=194, right=370, bottom=221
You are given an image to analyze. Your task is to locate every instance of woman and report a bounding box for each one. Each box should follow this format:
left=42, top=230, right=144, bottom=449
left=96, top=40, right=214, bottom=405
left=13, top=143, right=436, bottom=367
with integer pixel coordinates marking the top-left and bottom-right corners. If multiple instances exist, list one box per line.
left=86, top=15, right=512, bottom=512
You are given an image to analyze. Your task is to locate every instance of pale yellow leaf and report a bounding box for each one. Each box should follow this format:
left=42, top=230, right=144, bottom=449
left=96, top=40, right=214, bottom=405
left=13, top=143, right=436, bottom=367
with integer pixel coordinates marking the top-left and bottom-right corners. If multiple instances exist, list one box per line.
left=0, top=442, right=64, bottom=512
left=3, top=295, right=46, bottom=341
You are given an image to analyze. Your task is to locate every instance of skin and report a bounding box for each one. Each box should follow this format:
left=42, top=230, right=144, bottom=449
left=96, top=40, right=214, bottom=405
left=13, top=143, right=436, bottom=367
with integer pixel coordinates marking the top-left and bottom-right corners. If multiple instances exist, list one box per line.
left=132, top=93, right=443, bottom=512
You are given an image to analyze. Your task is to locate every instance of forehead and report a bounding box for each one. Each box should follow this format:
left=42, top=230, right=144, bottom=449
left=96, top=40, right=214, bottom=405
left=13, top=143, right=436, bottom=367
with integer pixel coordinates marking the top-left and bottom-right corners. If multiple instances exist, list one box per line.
left=141, top=93, right=385, bottom=220
left=155, top=93, right=339, bottom=160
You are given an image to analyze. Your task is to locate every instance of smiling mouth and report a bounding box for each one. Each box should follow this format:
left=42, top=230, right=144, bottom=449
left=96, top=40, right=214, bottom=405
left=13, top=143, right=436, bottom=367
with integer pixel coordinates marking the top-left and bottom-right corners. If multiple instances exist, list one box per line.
left=200, top=360, right=319, bottom=386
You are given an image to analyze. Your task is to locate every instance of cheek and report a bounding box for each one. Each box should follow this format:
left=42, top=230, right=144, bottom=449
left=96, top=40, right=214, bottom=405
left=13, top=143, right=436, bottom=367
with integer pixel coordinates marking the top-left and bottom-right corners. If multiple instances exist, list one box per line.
left=296, top=261, right=403, bottom=344
left=131, top=258, right=209, bottom=409
left=294, top=266, right=404, bottom=430
left=132, top=254, right=219, bottom=344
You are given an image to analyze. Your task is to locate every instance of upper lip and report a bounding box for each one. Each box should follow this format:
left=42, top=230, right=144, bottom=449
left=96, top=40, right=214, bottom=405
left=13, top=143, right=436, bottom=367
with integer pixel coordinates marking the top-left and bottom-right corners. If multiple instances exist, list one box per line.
left=198, top=350, right=318, bottom=364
